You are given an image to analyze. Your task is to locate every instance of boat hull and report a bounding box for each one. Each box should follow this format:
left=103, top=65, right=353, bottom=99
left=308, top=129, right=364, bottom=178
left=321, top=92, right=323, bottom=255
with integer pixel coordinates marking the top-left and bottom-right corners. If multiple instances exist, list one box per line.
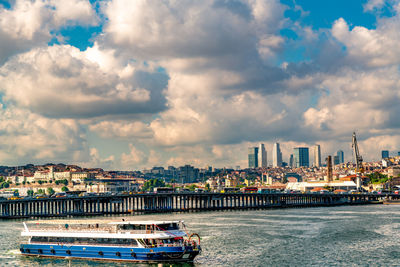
left=20, top=244, right=200, bottom=262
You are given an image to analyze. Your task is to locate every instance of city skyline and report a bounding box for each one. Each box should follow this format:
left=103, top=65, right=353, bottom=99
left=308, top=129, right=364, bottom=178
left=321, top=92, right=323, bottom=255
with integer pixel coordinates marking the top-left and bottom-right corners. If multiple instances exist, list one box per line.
left=0, top=0, right=400, bottom=170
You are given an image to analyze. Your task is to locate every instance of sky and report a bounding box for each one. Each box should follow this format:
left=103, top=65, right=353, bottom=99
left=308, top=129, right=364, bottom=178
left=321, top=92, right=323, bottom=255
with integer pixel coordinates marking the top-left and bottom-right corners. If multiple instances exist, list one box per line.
left=0, top=0, right=400, bottom=170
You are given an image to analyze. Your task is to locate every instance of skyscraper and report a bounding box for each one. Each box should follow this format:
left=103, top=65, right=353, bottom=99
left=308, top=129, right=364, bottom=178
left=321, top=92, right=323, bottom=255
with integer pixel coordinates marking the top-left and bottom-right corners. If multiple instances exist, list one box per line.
left=293, top=147, right=309, bottom=167
left=258, top=144, right=267, bottom=168
left=333, top=155, right=340, bottom=165
left=248, top=147, right=259, bottom=168
left=289, top=154, right=294, bottom=168
left=337, top=150, right=344, bottom=164
left=382, top=150, right=389, bottom=159
left=273, top=143, right=282, bottom=167
left=314, top=144, right=321, bottom=167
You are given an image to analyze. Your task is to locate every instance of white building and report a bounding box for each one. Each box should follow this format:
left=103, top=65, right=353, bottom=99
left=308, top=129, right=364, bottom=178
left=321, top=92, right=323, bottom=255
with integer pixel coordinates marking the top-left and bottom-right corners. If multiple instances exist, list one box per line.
left=33, top=171, right=52, bottom=181
left=6, top=176, right=24, bottom=184
left=71, top=172, right=95, bottom=183
left=314, top=144, right=321, bottom=167
left=75, top=179, right=138, bottom=193
left=286, top=181, right=357, bottom=192
left=259, top=143, right=267, bottom=168
left=273, top=143, right=282, bottom=167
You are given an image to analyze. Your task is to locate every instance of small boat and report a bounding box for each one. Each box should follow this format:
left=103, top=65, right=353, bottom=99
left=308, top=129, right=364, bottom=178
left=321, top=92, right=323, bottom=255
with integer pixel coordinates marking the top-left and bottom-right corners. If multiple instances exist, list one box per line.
left=20, top=219, right=201, bottom=262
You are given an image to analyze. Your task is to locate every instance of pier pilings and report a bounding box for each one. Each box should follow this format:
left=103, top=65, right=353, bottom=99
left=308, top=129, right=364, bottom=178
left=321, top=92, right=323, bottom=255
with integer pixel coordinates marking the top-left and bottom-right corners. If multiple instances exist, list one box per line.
left=0, top=192, right=387, bottom=219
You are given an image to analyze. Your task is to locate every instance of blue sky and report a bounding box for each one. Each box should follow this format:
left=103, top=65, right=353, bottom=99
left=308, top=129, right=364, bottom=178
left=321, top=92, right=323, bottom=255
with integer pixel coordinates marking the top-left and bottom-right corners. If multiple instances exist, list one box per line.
left=0, top=0, right=399, bottom=170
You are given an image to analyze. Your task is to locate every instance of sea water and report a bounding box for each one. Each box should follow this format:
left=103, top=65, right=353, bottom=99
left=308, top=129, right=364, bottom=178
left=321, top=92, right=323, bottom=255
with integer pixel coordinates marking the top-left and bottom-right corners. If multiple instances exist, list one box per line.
left=1, top=205, right=400, bottom=266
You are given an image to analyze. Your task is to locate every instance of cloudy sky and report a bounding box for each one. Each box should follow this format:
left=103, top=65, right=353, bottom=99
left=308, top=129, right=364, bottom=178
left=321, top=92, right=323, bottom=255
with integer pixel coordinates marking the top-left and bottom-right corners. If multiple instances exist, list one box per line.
left=0, top=0, right=399, bottom=170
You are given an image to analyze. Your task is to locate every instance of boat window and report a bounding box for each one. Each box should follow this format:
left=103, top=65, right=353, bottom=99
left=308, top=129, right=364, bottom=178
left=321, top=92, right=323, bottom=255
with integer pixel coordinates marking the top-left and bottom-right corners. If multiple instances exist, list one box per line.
left=31, top=236, right=47, bottom=242
left=30, top=236, right=138, bottom=246
left=118, top=224, right=147, bottom=231
left=157, top=223, right=178, bottom=230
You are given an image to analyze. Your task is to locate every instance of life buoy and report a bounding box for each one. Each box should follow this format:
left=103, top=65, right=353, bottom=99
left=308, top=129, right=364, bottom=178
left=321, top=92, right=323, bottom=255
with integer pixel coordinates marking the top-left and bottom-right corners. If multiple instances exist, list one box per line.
left=188, top=233, right=201, bottom=245
left=98, top=251, right=104, bottom=256
left=116, top=252, right=121, bottom=257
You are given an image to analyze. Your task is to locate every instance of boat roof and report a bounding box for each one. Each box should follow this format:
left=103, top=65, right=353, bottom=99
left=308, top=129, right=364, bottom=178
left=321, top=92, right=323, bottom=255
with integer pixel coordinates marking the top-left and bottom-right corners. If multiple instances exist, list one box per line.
left=25, top=219, right=182, bottom=225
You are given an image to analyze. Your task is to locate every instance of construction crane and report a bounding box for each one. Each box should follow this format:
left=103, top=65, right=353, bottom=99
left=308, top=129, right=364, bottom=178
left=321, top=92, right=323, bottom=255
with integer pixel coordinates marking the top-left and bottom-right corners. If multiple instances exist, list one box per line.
left=352, top=132, right=363, bottom=190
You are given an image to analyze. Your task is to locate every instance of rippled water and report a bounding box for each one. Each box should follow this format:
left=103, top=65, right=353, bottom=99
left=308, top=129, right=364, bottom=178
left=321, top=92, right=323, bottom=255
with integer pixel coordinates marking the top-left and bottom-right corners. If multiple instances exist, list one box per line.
left=2, top=205, right=400, bottom=266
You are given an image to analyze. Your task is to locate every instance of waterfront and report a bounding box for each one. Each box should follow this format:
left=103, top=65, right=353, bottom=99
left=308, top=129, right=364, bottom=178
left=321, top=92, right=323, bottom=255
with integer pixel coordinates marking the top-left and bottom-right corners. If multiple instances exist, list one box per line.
left=2, top=205, right=400, bottom=266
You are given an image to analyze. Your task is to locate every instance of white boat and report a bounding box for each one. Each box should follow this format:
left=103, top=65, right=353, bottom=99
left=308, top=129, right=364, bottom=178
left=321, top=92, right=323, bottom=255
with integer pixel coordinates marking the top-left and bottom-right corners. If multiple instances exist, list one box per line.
left=20, top=219, right=201, bottom=262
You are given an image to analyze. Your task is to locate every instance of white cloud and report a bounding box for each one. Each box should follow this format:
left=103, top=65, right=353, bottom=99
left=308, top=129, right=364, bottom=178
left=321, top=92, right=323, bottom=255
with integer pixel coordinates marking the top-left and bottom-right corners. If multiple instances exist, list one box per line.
left=0, top=45, right=168, bottom=118
left=89, top=120, right=153, bottom=139
left=332, top=16, right=400, bottom=67
left=120, top=144, right=147, bottom=170
left=80, top=148, right=115, bottom=170
left=0, top=0, right=98, bottom=65
left=0, top=106, right=90, bottom=165
left=363, top=0, right=386, bottom=11
left=50, top=0, right=98, bottom=27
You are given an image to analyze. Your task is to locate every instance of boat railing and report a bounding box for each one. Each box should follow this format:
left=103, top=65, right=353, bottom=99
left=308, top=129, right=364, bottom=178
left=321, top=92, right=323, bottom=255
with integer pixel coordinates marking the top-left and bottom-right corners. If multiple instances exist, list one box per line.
left=24, top=227, right=182, bottom=235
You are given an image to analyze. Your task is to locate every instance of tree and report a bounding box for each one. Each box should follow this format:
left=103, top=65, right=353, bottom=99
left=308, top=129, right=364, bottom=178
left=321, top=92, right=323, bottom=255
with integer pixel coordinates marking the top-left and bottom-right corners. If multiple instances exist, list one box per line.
left=186, top=184, right=198, bottom=191
left=61, top=186, right=69, bottom=192
left=38, top=180, right=43, bottom=185
left=142, top=178, right=165, bottom=192
left=47, top=187, right=55, bottom=195
left=368, top=172, right=389, bottom=184
left=205, top=183, right=210, bottom=191
left=36, top=189, right=45, bottom=195
left=27, top=190, right=34, bottom=196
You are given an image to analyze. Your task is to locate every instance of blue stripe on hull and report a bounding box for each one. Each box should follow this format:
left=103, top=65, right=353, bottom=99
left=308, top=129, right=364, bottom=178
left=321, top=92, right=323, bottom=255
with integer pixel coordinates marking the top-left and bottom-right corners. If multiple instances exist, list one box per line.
left=20, top=244, right=200, bottom=262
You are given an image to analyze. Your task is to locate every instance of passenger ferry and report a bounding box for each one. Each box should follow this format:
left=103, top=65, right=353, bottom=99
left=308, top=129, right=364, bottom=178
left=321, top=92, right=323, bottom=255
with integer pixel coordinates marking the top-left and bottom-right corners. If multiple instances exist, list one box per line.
left=20, top=219, right=201, bottom=262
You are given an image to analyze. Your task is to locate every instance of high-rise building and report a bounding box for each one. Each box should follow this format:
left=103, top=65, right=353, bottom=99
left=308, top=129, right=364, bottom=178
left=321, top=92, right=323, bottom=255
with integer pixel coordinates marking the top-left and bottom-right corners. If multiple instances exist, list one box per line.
left=333, top=155, right=340, bottom=165
left=272, top=143, right=282, bottom=167
left=293, top=147, right=309, bottom=168
left=314, top=144, right=321, bottom=167
left=289, top=154, right=294, bottom=168
left=178, top=165, right=199, bottom=183
left=398, top=151, right=400, bottom=157
left=336, top=150, right=344, bottom=164
left=258, top=144, right=267, bottom=168
left=382, top=150, right=389, bottom=159
left=248, top=147, right=259, bottom=168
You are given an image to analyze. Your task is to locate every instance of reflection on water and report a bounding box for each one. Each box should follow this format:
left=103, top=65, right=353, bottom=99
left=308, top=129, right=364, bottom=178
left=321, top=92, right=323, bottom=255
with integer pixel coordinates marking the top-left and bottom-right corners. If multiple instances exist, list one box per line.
left=2, top=205, right=400, bottom=266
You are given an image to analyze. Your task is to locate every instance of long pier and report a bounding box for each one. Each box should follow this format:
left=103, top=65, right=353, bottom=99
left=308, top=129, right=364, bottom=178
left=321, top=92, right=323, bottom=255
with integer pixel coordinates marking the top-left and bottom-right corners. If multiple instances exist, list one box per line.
left=0, top=192, right=394, bottom=219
